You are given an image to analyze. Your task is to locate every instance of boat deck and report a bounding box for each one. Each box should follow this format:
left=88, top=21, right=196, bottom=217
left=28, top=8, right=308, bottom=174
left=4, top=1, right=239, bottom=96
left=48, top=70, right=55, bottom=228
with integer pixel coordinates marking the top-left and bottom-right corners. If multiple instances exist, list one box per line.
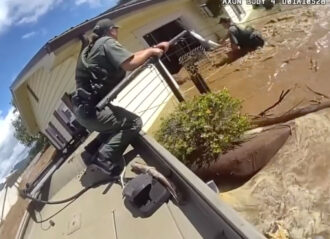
left=20, top=133, right=265, bottom=239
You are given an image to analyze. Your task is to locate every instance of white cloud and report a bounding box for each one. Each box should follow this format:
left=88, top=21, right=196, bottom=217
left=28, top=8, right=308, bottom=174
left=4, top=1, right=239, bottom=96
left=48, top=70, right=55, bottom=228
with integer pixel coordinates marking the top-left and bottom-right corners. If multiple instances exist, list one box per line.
left=0, top=1, right=10, bottom=29
left=0, top=108, right=29, bottom=181
left=0, top=0, right=63, bottom=33
left=74, top=0, right=116, bottom=8
left=21, top=29, right=49, bottom=40
left=75, top=0, right=102, bottom=7
left=0, top=0, right=116, bottom=34
left=22, top=31, right=37, bottom=39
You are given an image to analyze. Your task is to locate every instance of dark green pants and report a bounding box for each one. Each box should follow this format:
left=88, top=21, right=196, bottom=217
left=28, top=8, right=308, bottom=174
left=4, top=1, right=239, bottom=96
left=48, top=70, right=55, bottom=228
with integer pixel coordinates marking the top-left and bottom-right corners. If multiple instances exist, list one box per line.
left=75, top=104, right=142, bottom=163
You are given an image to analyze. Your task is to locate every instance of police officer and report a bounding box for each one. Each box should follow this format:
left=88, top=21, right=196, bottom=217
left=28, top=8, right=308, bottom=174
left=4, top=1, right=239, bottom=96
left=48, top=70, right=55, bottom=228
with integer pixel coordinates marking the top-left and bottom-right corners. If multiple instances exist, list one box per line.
left=219, top=17, right=264, bottom=51
left=73, top=18, right=169, bottom=174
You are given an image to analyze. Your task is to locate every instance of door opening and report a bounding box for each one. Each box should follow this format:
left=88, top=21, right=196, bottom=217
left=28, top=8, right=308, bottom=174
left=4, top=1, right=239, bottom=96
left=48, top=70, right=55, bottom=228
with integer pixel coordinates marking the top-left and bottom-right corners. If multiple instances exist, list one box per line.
left=143, top=20, right=201, bottom=74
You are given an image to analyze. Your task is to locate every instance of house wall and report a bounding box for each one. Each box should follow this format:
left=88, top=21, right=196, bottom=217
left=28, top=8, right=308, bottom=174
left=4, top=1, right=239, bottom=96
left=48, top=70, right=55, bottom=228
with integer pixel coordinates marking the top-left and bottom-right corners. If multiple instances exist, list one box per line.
left=26, top=40, right=80, bottom=137
left=115, top=0, right=224, bottom=49
left=224, top=0, right=253, bottom=23
left=19, top=0, right=226, bottom=149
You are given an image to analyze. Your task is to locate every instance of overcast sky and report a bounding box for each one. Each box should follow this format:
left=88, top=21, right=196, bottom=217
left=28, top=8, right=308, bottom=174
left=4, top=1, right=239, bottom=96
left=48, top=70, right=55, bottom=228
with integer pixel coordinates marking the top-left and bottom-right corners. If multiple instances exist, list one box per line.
left=0, top=0, right=117, bottom=182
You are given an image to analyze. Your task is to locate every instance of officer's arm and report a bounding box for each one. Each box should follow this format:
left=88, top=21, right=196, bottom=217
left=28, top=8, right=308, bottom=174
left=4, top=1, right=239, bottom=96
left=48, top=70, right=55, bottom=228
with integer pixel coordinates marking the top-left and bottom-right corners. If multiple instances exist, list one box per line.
left=219, top=32, right=230, bottom=44
left=228, top=26, right=239, bottom=47
left=120, top=48, right=163, bottom=71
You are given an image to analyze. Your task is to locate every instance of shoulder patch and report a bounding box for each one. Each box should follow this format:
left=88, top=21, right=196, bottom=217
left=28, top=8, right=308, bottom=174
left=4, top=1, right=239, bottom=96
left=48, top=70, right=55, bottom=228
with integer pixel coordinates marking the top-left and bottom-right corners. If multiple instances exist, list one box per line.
left=113, top=40, right=123, bottom=48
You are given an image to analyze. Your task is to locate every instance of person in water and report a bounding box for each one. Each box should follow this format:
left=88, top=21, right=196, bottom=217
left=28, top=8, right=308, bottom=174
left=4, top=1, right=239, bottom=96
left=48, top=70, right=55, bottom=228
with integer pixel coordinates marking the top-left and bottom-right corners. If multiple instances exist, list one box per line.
left=219, top=17, right=264, bottom=51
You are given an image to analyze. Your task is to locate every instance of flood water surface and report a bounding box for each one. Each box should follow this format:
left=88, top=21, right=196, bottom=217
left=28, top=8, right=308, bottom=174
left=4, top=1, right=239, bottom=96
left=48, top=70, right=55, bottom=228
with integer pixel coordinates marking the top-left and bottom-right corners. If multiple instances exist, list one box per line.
left=221, top=109, right=330, bottom=239
left=201, top=6, right=330, bottom=116
left=197, top=5, right=330, bottom=239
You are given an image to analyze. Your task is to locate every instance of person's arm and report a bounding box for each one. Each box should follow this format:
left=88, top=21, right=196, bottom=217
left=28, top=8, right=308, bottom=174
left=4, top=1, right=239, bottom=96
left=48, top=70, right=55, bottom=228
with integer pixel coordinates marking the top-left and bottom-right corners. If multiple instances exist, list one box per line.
left=228, top=26, right=240, bottom=50
left=120, top=47, right=164, bottom=71
left=231, top=41, right=240, bottom=50
left=219, top=32, right=230, bottom=44
left=104, top=39, right=169, bottom=72
left=121, top=42, right=169, bottom=71
left=229, top=34, right=239, bottom=47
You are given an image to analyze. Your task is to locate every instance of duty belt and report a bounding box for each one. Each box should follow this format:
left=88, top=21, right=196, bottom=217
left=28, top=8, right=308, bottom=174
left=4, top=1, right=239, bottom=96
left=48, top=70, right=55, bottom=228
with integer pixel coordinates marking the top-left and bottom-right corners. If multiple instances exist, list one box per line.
left=72, top=88, right=98, bottom=105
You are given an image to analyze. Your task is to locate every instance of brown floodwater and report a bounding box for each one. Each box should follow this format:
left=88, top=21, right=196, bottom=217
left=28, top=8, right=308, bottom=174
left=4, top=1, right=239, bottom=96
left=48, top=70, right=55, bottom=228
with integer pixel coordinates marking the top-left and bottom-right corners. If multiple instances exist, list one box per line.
left=221, top=109, right=330, bottom=239
left=187, top=5, right=330, bottom=117
left=182, top=5, right=330, bottom=239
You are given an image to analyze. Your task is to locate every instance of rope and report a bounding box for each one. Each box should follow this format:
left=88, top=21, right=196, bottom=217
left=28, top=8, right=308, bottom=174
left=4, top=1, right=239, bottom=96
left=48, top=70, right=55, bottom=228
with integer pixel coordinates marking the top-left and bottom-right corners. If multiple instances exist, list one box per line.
left=20, top=177, right=119, bottom=205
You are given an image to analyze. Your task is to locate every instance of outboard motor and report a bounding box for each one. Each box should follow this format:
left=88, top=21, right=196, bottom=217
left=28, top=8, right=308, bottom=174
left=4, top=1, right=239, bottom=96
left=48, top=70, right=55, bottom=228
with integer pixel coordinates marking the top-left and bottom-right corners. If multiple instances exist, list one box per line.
left=123, top=174, right=170, bottom=217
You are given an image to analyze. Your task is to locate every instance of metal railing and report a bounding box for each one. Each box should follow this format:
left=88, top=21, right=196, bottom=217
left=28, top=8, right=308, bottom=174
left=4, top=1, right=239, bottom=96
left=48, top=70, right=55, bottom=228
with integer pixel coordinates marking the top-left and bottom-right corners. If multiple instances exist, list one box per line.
left=96, top=30, right=189, bottom=111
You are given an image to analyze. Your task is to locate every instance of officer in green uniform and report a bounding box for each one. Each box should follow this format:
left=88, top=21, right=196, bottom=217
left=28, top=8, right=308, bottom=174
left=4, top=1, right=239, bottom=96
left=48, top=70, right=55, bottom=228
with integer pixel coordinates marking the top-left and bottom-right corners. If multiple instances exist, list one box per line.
left=219, top=17, right=264, bottom=51
left=72, top=18, right=169, bottom=174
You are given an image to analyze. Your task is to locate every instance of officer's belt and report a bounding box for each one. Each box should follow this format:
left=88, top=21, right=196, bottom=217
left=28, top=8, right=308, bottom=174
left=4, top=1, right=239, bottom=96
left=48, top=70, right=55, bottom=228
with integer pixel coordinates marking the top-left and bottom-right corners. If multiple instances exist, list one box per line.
left=72, top=88, right=99, bottom=106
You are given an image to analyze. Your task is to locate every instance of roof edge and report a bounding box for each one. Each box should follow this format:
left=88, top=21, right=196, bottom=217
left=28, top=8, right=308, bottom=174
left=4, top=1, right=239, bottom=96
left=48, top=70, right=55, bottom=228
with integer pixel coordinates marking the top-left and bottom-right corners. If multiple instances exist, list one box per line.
left=10, top=0, right=168, bottom=91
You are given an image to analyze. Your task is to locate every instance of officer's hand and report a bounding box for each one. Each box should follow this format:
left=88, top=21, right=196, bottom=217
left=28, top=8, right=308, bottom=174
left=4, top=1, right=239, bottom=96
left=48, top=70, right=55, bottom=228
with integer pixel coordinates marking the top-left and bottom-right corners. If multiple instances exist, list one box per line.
left=155, top=42, right=170, bottom=53
left=231, top=43, right=240, bottom=51
left=152, top=47, right=164, bottom=58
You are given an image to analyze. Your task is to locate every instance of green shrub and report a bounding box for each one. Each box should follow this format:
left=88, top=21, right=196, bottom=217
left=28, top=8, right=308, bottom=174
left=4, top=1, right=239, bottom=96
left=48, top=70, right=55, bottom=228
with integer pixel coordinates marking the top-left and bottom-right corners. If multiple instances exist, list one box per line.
left=156, top=89, right=250, bottom=168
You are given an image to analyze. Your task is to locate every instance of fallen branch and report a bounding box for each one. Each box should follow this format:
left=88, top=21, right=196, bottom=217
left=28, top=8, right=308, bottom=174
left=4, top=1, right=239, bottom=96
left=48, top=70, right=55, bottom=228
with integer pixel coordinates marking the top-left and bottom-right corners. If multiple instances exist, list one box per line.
left=306, top=85, right=330, bottom=99
left=259, top=54, right=275, bottom=62
left=258, top=89, right=291, bottom=116
left=252, top=101, right=330, bottom=128
left=285, top=99, right=304, bottom=114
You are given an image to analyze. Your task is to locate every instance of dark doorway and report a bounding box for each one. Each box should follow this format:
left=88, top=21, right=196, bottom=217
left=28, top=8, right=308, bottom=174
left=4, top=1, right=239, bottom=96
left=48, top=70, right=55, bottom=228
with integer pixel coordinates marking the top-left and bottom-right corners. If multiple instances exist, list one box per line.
left=143, top=20, right=201, bottom=74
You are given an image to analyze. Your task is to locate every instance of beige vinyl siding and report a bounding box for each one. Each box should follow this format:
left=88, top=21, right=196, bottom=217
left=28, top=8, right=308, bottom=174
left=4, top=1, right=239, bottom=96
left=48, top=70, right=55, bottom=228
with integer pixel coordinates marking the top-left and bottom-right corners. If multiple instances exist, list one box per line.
left=42, top=57, right=75, bottom=124
left=27, top=53, right=78, bottom=133
left=224, top=0, right=253, bottom=23
left=178, top=1, right=223, bottom=40
left=112, top=65, right=174, bottom=131
left=116, top=0, right=223, bottom=51
left=14, top=85, right=39, bottom=134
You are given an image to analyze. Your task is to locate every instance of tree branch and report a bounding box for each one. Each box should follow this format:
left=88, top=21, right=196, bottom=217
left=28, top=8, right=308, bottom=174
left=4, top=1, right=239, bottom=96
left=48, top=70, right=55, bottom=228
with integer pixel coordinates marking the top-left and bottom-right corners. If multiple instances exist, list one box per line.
left=252, top=101, right=330, bottom=128
left=258, top=89, right=291, bottom=117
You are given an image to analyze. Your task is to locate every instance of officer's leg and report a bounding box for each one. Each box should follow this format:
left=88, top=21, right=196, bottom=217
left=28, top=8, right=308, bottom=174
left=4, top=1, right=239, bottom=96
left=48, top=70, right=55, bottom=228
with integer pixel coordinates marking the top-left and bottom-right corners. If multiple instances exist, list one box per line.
left=81, top=132, right=113, bottom=165
left=97, top=105, right=142, bottom=164
left=82, top=105, right=141, bottom=174
left=84, top=133, right=112, bottom=154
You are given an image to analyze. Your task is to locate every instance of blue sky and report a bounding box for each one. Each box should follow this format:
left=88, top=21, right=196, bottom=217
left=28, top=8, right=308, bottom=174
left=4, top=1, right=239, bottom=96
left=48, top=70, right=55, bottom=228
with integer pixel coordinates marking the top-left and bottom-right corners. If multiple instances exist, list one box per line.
left=0, top=0, right=117, bottom=182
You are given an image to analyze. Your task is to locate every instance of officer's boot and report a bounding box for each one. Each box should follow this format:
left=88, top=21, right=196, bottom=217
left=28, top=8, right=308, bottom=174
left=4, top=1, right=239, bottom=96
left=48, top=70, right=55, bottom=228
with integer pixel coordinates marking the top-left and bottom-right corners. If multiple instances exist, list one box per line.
left=81, top=134, right=111, bottom=165
left=94, top=153, right=124, bottom=176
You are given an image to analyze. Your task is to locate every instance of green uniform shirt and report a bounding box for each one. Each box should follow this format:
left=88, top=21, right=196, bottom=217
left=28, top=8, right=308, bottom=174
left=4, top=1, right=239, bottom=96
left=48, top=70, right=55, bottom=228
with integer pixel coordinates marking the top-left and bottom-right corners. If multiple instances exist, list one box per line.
left=75, top=36, right=133, bottom=101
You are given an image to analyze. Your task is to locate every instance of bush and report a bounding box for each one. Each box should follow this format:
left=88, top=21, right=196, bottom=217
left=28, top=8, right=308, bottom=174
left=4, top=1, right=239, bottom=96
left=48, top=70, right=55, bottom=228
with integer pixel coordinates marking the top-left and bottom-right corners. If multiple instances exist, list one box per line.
left=156, top=89, right=250, bottom=168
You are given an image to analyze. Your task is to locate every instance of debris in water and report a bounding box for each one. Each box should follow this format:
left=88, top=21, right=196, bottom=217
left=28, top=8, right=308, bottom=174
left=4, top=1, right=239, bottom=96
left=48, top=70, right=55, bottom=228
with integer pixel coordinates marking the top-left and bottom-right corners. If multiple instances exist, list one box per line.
left=302, top=10, right=317, bottom=18
left=258, top=89, right=291, bottom=116
left=306, top=85, right=330, bottom=99
left=265, top=19, right=277, bottom=25
left=260, top=55, right=274, bottom=62
left=276, top=16, right=295, bottom=22
left=309, top=58, right=319, bottom=72
left=265, top=221, right=290, bottom=239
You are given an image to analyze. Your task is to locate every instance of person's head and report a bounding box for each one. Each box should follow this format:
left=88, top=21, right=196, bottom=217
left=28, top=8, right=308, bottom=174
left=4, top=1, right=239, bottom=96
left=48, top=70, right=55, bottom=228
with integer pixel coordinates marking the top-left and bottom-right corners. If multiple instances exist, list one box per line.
left=92, top=18, right=120, bottom=39
left=219, top=17, right=232, bottom=29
